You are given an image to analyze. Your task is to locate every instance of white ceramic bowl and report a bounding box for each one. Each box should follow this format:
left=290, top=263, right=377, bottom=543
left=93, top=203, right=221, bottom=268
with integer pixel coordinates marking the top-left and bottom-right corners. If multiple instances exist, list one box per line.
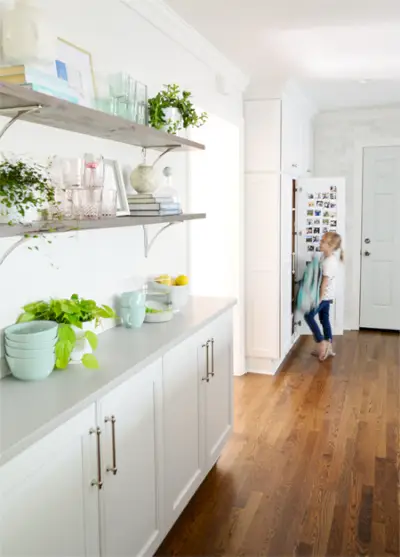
left=168, top=285, right=189, bottom=312
left=6, top=353, right=55, bottom=381
left=145, top=301, right=173, bottom=323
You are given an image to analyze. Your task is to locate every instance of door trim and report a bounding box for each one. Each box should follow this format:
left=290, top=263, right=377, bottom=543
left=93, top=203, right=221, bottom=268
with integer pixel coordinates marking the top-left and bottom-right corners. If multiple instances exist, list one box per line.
left=353, top=139, right=400, bottom=330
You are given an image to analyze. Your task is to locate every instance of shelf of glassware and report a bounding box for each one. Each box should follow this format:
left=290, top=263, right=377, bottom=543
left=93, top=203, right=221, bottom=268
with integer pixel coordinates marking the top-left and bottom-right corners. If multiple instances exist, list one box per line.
left=0, top=213, right=206, bottom=239
left=0, top=81, right=205, bottom=151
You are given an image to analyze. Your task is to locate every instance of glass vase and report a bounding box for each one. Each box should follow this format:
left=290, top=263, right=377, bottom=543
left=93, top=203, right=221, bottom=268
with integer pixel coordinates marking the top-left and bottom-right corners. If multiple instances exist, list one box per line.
left=82, top=154, right=105, bottom=188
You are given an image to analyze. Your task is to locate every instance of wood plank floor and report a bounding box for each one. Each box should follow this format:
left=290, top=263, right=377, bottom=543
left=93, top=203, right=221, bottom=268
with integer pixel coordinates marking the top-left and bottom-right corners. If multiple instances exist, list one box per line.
left=157, top=331, right=400, bottom=556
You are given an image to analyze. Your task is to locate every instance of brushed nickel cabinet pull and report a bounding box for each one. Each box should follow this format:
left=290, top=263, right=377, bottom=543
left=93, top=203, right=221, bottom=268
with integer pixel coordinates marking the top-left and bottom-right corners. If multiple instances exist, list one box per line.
left=105, top=415, right=118, bottom=475
left=210, top=338, right=215, bottom=377
left=89, top=427, right=103, bottom=489
left=202, top=341, right=210, bottom=382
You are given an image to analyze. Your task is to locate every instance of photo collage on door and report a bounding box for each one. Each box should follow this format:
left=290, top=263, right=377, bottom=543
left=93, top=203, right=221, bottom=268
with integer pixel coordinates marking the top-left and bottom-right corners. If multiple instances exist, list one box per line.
left=305, top=186, right=337, bottom=254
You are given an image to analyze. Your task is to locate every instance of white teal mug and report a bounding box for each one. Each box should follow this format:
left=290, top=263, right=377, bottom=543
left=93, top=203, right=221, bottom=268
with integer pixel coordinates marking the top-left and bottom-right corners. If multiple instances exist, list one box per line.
left=120, top=290, right=146, bottom=329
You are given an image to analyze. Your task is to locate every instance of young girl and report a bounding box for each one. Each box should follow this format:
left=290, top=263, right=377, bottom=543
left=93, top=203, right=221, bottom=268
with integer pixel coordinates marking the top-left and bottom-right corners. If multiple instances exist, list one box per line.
left=304, top=232, right=344, bottom=361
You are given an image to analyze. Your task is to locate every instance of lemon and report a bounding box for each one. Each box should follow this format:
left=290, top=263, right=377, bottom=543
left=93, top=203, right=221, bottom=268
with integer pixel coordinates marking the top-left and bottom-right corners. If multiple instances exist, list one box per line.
left=155, top=274, right=171, bottom=286
left=175, top=274, right=189, bottom=286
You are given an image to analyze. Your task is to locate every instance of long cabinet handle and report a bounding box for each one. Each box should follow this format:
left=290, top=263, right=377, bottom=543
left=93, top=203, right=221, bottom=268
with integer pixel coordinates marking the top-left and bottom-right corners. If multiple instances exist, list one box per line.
left=89, top=427, right=103, bottom=489
left=210, top=338, right=215, bottom=377
left=105, top=415, right=118, bottom=475
left=202, top=341, right=210, bottom=382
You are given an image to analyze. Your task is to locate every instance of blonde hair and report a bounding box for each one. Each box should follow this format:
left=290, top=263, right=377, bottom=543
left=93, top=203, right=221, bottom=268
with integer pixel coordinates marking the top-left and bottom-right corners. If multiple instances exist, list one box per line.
left=323, top=232, right=344, bottom=262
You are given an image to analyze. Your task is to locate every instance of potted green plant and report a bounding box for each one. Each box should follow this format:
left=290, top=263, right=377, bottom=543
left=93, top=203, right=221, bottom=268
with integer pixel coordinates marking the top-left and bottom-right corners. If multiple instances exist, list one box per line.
left=148, top=84, right=207, bottom=134
left=0, top=157, right=55, bottom=225
left=17, top=294, right=116, bottom=369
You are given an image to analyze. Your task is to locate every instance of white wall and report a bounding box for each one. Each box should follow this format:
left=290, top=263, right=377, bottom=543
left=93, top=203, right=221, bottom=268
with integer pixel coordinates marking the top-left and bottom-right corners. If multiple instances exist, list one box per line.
left=0, top=0, right=247, bottom=372
left=314, top=104, right=400, bottom=329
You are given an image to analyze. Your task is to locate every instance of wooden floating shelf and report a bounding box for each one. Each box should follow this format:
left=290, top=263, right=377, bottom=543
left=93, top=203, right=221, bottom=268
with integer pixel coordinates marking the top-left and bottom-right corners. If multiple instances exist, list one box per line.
left=0, top=82, right=205, bottom=152
left=0, top=213, right=206, bottom=239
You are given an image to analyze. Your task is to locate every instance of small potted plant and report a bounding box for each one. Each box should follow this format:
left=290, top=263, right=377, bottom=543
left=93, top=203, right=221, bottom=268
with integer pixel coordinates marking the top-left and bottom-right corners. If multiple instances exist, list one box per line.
left=17, top=294, right=116, bottom=369
left=0, top=156, right=55, bottom=225
left=148, top=84, right=207, bottom=135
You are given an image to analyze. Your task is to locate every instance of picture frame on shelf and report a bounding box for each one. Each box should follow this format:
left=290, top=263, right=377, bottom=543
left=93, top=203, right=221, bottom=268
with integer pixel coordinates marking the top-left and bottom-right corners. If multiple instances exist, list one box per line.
left=55, top=38, right=96, bottom=108
left=104, top=159, right=130, bottom=216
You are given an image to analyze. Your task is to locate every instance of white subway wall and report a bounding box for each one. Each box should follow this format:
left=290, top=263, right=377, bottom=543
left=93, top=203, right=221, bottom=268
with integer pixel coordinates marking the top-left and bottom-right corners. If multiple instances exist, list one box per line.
left=0, top=0, right=246, bottom=369
left=314, top=105, right=400, bottom=329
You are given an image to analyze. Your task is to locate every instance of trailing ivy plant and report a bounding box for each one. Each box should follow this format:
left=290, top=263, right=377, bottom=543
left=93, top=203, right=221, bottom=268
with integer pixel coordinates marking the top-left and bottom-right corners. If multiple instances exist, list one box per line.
left=17, top=294, right=116, bottom=370
left=0, top=158, right=55, bottom=224
left=148, top=84, right=208, bottom=134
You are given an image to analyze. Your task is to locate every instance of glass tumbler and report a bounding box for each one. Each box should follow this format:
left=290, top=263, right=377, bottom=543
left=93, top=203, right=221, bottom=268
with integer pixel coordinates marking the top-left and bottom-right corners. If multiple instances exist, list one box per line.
left=82, top=154, right=105, bottom=188
left=72, top=187, right=103, bottom=220
left=102, top=190, right=117, bottom=218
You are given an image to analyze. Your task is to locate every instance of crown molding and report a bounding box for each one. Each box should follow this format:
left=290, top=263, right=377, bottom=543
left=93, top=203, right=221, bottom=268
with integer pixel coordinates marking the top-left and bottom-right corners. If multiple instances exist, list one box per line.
left=120, top=0, right=249, bottom=92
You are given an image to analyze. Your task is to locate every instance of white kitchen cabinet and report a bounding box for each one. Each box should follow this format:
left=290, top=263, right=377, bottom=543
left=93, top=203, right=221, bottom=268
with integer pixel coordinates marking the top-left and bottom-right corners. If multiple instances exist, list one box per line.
left=0, top=406, right=100, bottom=557
left=202, top=311, right=233, bottom=469
left=97, top=359, right=163, bottom=557
left=162, top=334, right=204, bottom=531
left=280, top=174, right=295, bottom=357
left=244, top=99, right=281, bottom=172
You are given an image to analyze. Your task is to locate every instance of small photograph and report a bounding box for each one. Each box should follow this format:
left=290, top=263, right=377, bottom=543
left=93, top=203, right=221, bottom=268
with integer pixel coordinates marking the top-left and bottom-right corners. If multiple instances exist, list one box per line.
left=315, top=210, right=321, bottom=217
left=330, top=193, right=336, bottom=200
left=322, top=193, right=329, bottom=199
left=307, top=245, right=315, bottom=252
left=307, top=219, right=313, bottom=226
left=324, top=202, right=330, bottom=208
left=316, top=193, right=322, bottom=200
left=308, top=201, right=315, bottom=208
left=323, top=211, right=330, bottom=218
left=329, top=229, right=336, bottom=233
left=306, top=227, right=313, bottom=234
left=315, top=246, right=321, bottom=252
left=330, top=202, right=337, bottom=209
left=330, top=185, right=337, bottom=193
left=306, top=237, right=313, bottom=243
left=312, top=235, right=319, bottom=243
left=316, top=200, right=324, bottom=208
left=330, top=220, right=337, bottom=227
left=313, top=227, right=320, bottom=234
left=330, top=211, right=337, bottom=218
left=307, top=209, right=314, bottom=217
left=322, top=227, right=329, bottom=233
left=308, top=194, right=314, bottom=200
left=323, top=218, right=330, bottom=225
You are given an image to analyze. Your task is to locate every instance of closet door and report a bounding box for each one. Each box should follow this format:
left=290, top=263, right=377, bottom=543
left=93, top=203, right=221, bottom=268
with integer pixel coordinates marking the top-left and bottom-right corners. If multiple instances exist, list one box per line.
left=280, top=175, right=295, bottom=357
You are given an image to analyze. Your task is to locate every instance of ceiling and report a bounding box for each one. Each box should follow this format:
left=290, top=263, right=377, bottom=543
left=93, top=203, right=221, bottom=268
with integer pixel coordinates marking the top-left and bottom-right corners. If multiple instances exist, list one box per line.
left=164, top=0, right=400, bottom=109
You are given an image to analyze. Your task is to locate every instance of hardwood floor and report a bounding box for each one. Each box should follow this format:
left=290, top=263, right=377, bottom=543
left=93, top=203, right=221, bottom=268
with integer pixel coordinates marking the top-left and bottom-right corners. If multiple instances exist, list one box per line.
left=157, top=331, right=400, bottom=556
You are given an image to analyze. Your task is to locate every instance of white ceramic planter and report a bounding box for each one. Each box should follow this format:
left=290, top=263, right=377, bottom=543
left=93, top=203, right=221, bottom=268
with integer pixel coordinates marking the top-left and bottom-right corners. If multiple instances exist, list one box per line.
left=69, top=321, right=97, bottom=365
left=162, top=107, right=183, bottom=134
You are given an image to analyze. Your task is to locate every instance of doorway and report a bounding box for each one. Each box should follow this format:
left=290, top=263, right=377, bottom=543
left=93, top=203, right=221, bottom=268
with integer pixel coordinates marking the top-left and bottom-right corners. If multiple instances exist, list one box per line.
left=360, top=146, right=400, bottom=330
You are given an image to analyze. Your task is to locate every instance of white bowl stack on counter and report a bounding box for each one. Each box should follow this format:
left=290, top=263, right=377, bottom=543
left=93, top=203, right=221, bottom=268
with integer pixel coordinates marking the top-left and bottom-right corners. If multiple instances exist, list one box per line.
left=146, top=274, right=190, bottom=316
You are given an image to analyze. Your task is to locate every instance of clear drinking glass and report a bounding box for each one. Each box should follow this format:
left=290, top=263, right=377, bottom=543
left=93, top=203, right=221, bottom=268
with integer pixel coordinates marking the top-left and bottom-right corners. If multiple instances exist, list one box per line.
left=72, top=188, right=103, bottom=220
left=135, top=81, right=148, bottom=125
left=102, top=190, right=117, bottom=218
left=82, top=154, right=105, bottom=188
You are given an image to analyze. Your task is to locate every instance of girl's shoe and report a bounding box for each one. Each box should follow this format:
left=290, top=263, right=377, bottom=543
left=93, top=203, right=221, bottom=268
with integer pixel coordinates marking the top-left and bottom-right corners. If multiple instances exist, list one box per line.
left=311, top=345, right=336, bottom=358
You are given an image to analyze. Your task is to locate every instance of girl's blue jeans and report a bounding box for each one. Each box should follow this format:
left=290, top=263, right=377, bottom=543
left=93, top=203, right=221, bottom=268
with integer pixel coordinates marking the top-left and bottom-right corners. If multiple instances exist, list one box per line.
left=304, top=300, right=333, bottom=343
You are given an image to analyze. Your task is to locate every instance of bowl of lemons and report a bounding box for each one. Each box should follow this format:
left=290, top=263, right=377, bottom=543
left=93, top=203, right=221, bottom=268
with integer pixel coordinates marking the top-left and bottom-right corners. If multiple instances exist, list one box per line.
left=151, top=274, right=189, bottom=312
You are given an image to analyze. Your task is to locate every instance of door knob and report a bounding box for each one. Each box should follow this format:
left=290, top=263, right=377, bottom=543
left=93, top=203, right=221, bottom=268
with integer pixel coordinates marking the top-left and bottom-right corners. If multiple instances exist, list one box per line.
left=364, top=238, right=371, bottom=244
left=364, top=251, right=371, bottom=256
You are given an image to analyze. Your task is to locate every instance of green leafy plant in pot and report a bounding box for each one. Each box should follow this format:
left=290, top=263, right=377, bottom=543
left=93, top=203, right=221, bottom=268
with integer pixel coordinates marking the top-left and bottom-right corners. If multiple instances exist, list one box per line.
left=17, top=294, right=116, bottom=369
left=148, top=84, right=208, bottom=134
left=0, top=157, right=55, bottom=225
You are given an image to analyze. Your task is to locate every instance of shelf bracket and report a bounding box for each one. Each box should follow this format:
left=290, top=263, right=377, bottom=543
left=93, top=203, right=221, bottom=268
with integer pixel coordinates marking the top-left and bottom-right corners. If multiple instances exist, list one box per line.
left=152, top=145, right=180, bottom=167
left=0, top=236, right=29, bottom=268
left=143, top=222, right=180, bottom=258
left=0, top=105, right=42, bottom=142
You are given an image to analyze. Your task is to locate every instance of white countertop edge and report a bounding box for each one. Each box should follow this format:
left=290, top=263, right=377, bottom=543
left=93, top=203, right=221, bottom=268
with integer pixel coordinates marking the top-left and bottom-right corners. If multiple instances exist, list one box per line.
left=0, top=296, right=236, bottom=467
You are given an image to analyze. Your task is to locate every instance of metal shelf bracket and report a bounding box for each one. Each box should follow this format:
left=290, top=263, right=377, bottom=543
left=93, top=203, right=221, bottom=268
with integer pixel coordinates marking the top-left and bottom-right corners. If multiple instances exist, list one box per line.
left=143, top=222, right=180, bottom=258
left=0, top=105, right=42, bottom=142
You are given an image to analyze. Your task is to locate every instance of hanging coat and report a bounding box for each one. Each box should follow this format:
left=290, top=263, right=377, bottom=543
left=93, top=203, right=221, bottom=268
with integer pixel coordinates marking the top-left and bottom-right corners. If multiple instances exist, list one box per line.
left=296, top=256, right=322, bottom=315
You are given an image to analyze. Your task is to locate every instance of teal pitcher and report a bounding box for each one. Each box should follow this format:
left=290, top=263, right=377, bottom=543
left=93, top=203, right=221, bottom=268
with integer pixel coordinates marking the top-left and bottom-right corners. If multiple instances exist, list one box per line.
left=120, top=290, right=146, bottom=329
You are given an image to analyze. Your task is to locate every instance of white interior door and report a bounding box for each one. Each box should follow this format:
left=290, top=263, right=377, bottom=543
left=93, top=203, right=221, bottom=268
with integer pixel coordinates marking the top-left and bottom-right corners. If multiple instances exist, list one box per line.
left=360, top=146, right=400, bottom=331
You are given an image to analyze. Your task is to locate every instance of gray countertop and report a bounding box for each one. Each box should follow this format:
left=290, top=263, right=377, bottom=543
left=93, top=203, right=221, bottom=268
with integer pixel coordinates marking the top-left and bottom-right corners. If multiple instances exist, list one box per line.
left=0, top=296, right=236, bottom=466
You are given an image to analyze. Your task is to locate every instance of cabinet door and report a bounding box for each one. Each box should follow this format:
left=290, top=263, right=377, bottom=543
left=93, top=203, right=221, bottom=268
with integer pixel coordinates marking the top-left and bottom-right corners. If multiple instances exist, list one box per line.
left=281, top=94, right=303, bottom=176
left=98, top=360, right=163, bottom=557
left=244, top=99, right=281, bottom=172
left=280, top=174, right=294, bottom=358
left=203, top=311, right=233, bottom=470
left=162, top=334, right=204, bottom=530
left=0, top=406, right=100, bottom=557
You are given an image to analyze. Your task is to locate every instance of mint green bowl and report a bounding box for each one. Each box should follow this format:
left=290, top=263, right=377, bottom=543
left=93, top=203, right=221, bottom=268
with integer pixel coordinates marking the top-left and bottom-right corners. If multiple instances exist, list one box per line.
left=5, top=345, right=55, bottom=359
left=6, top=353, right=56, bottom=381
left=5, top=321, right=58, bottom=345
left=5, top=337, right=56, bottom=350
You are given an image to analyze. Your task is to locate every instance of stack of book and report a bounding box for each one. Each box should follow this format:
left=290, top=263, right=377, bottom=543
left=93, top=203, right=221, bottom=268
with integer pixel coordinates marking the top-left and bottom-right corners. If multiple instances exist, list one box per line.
left=128, top=194, right=182, bottom=216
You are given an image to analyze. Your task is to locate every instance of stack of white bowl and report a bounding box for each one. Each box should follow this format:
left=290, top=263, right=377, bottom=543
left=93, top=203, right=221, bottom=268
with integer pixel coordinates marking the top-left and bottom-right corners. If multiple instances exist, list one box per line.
left=4, top=321, right=58, bottom=381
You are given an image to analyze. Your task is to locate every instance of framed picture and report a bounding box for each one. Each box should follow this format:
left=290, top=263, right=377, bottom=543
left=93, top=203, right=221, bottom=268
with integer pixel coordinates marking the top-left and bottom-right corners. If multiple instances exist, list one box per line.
left=55, top=38, right=96, bottom=108
left=104, top=159, right=130, bottom=216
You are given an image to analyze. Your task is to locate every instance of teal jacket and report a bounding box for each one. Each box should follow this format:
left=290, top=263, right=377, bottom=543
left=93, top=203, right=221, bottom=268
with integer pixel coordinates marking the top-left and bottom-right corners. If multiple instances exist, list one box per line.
left=296, top=256, right=322, bottom=315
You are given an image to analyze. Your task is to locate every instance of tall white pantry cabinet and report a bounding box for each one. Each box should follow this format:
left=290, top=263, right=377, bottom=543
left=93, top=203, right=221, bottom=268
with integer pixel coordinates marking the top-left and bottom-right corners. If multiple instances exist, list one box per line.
left=245, top=86, right=315, bottom=374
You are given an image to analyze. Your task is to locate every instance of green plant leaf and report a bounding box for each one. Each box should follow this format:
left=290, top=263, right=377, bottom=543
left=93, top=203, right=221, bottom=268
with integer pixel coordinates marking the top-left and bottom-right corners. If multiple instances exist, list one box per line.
left=55, top=339, right=73, bottom=369
left=85, top=330, right=98, bottom=351
left=98, top=305, right=116, bottom=319
left=16, top=312, right=35, bottom=323
left=82, top=353, right=99, bottom=369
left=58, top=324, right=76, bottom=344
